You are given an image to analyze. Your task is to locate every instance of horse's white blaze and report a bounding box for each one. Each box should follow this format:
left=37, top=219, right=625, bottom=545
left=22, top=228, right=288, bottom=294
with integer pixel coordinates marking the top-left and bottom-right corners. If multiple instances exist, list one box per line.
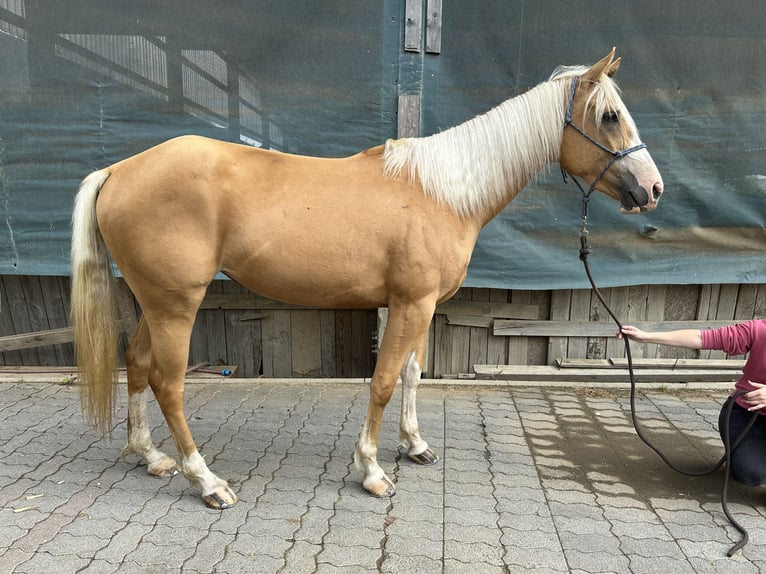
left=399, top=351, right=429, bottom=456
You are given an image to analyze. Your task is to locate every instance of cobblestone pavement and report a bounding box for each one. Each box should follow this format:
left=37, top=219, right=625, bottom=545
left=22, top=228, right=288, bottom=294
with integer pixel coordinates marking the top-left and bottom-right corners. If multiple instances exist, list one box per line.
left=1, top=378, right=766, bottom=573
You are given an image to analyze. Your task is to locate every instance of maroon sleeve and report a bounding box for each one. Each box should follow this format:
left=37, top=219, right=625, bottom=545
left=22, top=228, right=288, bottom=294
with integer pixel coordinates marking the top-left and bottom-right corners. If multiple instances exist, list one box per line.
left=700, top=322, right=755, bottom=356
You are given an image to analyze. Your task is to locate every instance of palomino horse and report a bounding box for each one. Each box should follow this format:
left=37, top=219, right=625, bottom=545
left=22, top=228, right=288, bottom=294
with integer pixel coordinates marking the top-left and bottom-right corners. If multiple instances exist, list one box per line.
left=71, top=49, right=663, bottom=508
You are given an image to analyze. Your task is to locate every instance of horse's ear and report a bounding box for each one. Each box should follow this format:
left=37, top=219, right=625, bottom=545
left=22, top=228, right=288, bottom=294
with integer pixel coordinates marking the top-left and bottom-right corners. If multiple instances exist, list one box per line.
left=582, top=47, right=617, bottom=82
left=606, top=57, right=621, bottom=77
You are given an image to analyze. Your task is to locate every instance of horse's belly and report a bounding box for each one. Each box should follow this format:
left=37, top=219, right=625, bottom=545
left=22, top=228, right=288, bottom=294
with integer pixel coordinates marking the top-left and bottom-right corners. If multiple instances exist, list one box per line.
left=225, top=254, right=388, bottom=309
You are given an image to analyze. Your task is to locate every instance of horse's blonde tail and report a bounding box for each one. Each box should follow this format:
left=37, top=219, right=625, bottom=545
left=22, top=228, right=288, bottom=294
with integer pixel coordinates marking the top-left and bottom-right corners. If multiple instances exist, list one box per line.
left=70, top=169, right=119, bottom=436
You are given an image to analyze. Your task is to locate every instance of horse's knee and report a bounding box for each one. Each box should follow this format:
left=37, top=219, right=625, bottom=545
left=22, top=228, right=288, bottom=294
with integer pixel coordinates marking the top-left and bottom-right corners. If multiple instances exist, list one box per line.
left=370, top=379, right=397, bottom=406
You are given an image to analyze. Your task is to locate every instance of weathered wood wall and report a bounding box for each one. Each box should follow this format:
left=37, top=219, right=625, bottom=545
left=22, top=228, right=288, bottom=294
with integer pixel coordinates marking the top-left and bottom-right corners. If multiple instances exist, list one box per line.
left=1, top=276, right=764, bottom=378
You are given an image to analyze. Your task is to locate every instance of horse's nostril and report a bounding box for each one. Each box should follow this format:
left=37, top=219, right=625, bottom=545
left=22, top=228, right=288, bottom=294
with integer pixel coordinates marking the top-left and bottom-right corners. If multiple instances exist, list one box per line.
left=652, top=181, right=663, bottom=201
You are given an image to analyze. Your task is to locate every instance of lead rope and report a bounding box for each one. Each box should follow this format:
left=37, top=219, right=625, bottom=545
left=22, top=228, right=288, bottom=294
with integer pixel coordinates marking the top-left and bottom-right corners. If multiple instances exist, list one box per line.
left=571, top=183, right=759, bottom=556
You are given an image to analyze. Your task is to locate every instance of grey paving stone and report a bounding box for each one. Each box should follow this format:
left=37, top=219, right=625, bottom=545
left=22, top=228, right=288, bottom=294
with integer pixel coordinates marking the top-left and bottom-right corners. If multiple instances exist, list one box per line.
left=380, top=552, right=442, bottom=574
left=2, top=381, right=765, bottom=572
left=317, top=543, right=382, bottom=569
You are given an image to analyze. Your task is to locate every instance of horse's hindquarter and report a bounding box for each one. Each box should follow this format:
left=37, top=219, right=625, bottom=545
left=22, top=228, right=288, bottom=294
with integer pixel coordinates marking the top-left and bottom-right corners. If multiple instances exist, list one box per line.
left=96, top=136, right=478, bottom=309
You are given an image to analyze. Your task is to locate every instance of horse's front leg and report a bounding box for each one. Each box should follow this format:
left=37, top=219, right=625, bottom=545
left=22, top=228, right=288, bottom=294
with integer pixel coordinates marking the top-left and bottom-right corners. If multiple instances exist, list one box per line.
left=121, top=317, right=178, bottom=478
left=355, top=299, right=434, bottom=497
left=399, top=350, right=439, bottom=465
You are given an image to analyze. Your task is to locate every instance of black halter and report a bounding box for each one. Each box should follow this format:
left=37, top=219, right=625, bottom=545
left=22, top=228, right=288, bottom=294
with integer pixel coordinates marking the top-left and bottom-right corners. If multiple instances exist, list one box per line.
left=561, top=76, right=647, bottom=210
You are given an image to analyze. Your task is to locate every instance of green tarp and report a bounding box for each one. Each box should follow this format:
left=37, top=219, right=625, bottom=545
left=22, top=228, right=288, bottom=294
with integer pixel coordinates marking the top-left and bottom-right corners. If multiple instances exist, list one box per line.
left=1, top=1, right=764, bottom=289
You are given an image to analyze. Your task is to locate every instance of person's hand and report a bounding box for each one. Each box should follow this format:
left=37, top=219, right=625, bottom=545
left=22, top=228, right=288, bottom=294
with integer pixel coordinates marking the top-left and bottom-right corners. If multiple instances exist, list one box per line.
left=617, top=325, right=650, bottom=342
left=742, top=382, right=766, bottom=411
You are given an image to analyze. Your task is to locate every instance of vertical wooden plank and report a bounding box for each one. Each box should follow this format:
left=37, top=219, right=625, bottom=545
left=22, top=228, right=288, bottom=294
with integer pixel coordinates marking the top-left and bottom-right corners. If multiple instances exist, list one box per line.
left=754, top=284, right=766, bottom=318
left=432, top=312, right=450, bottom=378
left=262, top=310, right=291, bottom=377
left=508, top=290, right=531, bottom=364
left=604, top=286, right=629, bottom=359
left=24, top=277, right=58, bottom=366
left=486, top=289, right=509, bottom=366
left=644, top=285, right=667, bottom=359
left=56, top=276, right=76, bottom=364
left=38, top=275, right=74, bottom=365
left=188, top=311, right=209, bottom=369
left=700, top=284, right=721, bottom=359
left=587, top=287, right=609, bottom=360
left=449, top=289, right=471, bottom=375
left=658, top=284, right=699, bottom=360
left=291, top=310, right=322, bottom=377
left=567, top=289, right=591, bottom=359
left=335, top=310, right=353, bottom=377
left=3, top=275, right=40, bottom=365
left=526, top=290, right=549, bottom=364
left=425, top=0, right=442, bottom=54
left=350, top=310, right=375, bottom=377
left=0, top=276, right=23, bottom=365
left=397, top=95, right=420, bottom=141
left=468, top=288, right=489, bottom=373
left=716, top=284, right=739, bottom=319
left=204, top=281, right=229, bottom=366
left=222, top=281, right=261, bottom=378
left=734, top=284, right=757, bottom=320
left=424, top=315, right=436, bottom=378
left=320, top=310, right=336, bottom=377
left=627, top=285, right=648, bottom=359
left=547, top=289, right=571, bottom=364
left=404, top=0, right=423, bottom=52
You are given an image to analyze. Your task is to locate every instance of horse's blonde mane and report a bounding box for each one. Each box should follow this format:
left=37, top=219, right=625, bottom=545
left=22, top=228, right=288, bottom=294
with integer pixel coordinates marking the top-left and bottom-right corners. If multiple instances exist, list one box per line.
left=383, top=67, right=635, bottom=218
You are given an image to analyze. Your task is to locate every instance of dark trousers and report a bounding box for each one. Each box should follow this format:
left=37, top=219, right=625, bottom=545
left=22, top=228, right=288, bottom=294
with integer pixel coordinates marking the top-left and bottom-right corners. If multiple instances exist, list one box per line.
left=719, top=397, right=766, bottom=486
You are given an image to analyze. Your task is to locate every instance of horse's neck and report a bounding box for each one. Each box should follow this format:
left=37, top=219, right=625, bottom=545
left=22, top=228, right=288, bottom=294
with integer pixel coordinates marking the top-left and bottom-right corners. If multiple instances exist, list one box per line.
left=385, top=79, right=566, bottom=225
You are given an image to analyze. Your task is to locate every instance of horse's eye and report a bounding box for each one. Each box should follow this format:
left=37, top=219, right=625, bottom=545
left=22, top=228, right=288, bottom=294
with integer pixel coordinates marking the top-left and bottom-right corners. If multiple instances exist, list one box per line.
left=602, top=111, right=619, bottom=124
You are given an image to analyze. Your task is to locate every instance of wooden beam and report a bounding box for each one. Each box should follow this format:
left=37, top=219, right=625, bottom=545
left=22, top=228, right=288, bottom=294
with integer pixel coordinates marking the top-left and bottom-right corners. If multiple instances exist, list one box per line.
left=473, top=364, right=740, bottom=383
left=437, top=300, right=537, bottom=319
left=494, top=320, right=737, bottom=338
left=0, top=319, right=135, bottom=352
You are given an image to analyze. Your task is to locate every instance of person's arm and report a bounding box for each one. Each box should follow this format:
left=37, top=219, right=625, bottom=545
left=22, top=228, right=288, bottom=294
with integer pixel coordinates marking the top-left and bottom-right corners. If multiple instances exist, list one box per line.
left=616, top=325, right=702, bottom=349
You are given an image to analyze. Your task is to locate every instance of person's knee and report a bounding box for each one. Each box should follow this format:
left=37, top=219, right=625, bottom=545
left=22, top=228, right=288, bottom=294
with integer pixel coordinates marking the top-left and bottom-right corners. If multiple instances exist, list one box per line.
left=730, top=454, right=766, bottom=486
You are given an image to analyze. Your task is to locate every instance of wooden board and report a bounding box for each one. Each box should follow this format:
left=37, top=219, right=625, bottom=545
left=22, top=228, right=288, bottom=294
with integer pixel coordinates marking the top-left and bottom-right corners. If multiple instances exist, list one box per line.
left=494, top=319, right=736, bottom=337
left=473, top=364, right=740, bottom=383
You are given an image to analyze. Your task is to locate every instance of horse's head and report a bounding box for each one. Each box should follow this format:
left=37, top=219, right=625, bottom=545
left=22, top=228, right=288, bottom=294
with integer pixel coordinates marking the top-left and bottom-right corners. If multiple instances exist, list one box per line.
left=558, top=49, right=663, bottom=214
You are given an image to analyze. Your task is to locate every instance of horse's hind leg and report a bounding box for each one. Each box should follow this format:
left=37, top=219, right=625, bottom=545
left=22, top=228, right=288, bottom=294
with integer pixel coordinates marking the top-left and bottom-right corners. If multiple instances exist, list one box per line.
left=121, top=316, right=179, bottom=477
left=399, top=350, right=439, bottom=465
left=144, top=305, right=237, bottom=509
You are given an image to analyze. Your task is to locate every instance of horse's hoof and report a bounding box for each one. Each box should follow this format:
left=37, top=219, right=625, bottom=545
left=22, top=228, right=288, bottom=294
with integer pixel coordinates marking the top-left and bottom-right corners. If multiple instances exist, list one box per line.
left=147, top=459, right=179, bottom=478
left=409, top=448, right=439, bottom=465
left=202, top=485, right=237, bottom=509
left=365, top=475, right=396, bottom=498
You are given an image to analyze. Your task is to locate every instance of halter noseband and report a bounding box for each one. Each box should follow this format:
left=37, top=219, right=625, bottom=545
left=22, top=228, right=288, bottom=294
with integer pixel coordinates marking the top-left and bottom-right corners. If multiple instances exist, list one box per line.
left=561, top=76, right=647, bottom=208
